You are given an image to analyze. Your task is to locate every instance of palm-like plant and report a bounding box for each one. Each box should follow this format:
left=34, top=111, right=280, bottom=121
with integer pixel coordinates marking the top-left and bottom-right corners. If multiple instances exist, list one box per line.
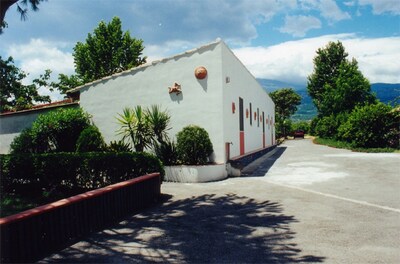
left=146, top=105, right=171, bottom=144
left=116, top=106, right=153, bottom=152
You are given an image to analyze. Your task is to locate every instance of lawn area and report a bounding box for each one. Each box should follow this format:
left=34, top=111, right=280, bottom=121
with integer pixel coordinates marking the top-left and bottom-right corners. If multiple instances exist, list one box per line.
left=313, top=137, right=399, bottom=153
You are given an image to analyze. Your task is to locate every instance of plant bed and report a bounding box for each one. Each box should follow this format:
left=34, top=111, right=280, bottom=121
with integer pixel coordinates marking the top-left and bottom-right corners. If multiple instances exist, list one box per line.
left=164, top=163, right=227, bottom=183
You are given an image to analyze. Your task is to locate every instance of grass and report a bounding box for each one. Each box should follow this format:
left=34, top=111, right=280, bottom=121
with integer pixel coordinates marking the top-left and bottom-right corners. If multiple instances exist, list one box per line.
left=313, top=137, right=399, bottom=153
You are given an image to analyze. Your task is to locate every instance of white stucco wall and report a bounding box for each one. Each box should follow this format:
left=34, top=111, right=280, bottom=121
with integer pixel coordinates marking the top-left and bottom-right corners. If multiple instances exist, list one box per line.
left=221, top=42, right=275, bottom=159
left=77, top=41, right=226, bottom=162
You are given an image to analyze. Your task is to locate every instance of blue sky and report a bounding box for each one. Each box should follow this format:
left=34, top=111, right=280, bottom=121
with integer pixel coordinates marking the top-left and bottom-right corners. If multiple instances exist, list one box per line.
left=1, top=0, right=399, bottom=99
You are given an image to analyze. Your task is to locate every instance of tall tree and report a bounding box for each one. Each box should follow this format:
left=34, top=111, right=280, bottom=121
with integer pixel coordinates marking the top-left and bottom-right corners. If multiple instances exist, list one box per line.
left=0, top=56, right=51, bottom=112
left=307, top=41, right=375, bottom=116
left=269, top=88, right=301, bottom=120
left=73, top=16, right=146, bottom=83
left=0, top=0, right=44, bottom=33
left=269, top=88, right=301, bottom=137
left=307, top=41, right=348, bottom=114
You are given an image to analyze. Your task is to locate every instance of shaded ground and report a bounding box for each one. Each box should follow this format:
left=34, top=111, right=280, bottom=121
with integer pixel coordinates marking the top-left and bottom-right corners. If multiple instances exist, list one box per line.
left=41, top=139, right=400, bottom=263
left=41, top=193, right=323, bottom=263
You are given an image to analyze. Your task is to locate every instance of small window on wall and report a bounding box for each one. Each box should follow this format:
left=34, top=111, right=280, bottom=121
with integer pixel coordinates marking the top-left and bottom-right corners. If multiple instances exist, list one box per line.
left=257, top=108, right=259, bottom=127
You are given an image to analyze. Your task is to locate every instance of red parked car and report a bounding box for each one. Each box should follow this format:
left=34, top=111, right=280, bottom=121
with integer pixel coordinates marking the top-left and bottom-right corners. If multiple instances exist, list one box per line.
left=293, top=130, right=305, bottom=138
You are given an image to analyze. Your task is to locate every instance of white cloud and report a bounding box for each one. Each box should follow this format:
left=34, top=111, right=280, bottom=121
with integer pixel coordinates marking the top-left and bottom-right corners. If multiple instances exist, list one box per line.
left=299, top=0, right=351, bottom=22
left=232, top=34, right=400, bottom=84
left=319, top=0, right=351, bottom=22
left=358, top=0, right=400, bottom=15
left=279, top=15, right=321, bottom=37
left=128, top=0, right=299, bottom=46
left=7, top=39, right=74, bottom=101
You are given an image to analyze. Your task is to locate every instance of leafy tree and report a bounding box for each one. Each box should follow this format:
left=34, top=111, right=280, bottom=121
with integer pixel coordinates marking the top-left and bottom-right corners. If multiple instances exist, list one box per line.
left=51, top=73, right=85, bottom=95
left=1, top=0, right=45, bottom=33
left=0, top=56, right=51, bottom=112
left=73, top=17, right=146, bottom=83
left=52, top=17, right=147, bottom=93
left=307, top=41, right=348, bottom=114
left=269, top=88, right=301, bottom=138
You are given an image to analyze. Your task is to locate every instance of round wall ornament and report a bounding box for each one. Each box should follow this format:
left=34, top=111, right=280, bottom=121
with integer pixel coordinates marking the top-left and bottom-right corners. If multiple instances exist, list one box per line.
left=194, top=66, right=207, bottom=79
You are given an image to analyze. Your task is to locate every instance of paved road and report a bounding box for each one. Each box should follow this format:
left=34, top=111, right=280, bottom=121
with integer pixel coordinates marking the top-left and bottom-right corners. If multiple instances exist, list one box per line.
left=41, top=139, right=400, bottom=263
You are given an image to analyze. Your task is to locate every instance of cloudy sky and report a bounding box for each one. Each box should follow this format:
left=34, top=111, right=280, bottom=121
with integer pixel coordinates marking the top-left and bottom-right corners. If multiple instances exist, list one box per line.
left=1, top=0, right=399, bottom=99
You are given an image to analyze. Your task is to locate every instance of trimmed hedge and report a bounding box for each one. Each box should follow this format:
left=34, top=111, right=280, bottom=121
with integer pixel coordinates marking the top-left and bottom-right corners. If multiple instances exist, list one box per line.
left=0, top=152, right=164, bottom=195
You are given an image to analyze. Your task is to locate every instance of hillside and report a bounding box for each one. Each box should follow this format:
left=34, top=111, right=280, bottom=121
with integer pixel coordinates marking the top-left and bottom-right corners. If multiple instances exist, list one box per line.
left=257, top=79, right=400, bottom=121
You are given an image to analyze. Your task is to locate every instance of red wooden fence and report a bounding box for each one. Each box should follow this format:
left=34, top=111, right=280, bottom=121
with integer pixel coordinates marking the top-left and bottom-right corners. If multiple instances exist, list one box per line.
left=0, top=173, right=161, bottom=263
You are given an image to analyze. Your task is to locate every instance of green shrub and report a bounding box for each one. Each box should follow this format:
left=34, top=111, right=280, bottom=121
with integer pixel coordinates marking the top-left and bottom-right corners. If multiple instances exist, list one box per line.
left=176, top=125, right=213, bottom=165
left=153, top=139, right=178, bottom=166
left=9, top=128, right=35, bottom=154
left=291, top=121, right=310, bottom=134
left=108, top=140, right=132, bottom=152
left=338, top=103, right=399, bottom=148
left=0, top=152, right=164, bottom=194
left=76, top=125, right=106, bottom=152
left=313, top=113, right=348, bottom=139
left=10, top=108, right=91, bottom=153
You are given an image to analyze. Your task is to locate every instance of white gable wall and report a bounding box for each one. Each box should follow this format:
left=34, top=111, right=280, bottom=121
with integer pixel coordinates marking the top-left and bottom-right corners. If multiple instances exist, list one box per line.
left=78, top=42, right=226, bottom=162
left=221, top=42, right=275, bottom=159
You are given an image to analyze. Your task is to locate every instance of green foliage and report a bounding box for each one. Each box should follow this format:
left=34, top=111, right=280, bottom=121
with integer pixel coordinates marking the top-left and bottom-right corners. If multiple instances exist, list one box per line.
left=10, top=108, right=91, bottom=153
left=153, top=140, right=178, bottom=166
left=269, top=88, right=302, bottom=120
left=108, top=140, right=132, bottom=152
left=307, top=41, right=375, bottom=117
left=338, top=103, right=399, bottom=148
left=50, top=73, right=85, bottom=95
left=74, top=17, right=146, bottom=83
left=291, top=121, right=310, bottom=134
left=76, top=125, right=106, bottom=152
left=116, top=106, right=153, bottom=152
left=0, top=152, right=164, bottom=194
left=275, top=119, right=292, bottom=139
left=307, top=41, right=348, bottom=113
left=146, top=105, right=171, bottom=144
left=269, top=88, right=301, bottom=138
left=0, top=56, right=51, bottom=112
left=312, top=113, right=348, bottom=139
left=116, top=105, right=171, bottom=152
left=9, top=128, right=35, bottom=154
left=319, top=59, right=375, bottom=116
left=176, top=125, right=213, bottom=165
left=313, top=137, right=398, bottom=153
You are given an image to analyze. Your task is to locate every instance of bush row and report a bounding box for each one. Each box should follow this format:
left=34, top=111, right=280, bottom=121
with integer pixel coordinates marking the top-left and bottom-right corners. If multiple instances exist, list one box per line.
left=0, top=152, right=164, bottom=195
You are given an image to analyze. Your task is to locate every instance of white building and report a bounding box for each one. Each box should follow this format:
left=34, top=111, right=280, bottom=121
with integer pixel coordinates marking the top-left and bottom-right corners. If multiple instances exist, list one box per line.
left=68, top=39, right=275, bottom=166
left=0, top=39, right=275, bottom=180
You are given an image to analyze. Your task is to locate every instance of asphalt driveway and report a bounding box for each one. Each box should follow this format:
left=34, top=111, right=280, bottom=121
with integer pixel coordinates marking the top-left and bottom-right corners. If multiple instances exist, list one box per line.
left=41, top=139, right=400, bottom=263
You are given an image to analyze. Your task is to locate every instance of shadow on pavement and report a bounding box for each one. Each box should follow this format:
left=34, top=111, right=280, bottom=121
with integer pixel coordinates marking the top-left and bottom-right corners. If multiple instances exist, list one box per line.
left=42, top=193, right=324, bottom=263
left=241, top=146, right=287, bottom=177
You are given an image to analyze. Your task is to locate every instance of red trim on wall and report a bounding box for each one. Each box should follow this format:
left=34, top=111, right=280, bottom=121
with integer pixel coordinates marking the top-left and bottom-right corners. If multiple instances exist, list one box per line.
left=263, top=133, right=266, bottom=148
left=240, top=131, right=245, bottom=155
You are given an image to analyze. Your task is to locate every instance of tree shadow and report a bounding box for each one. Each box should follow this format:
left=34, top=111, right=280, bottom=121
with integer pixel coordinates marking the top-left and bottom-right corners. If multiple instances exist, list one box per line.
left=41, top=193, right=325, bottom=263
left=241, top=146, right=287, bottom=177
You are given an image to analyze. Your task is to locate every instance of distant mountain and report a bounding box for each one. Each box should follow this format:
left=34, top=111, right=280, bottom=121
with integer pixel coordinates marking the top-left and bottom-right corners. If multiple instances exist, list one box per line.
left=257, top=79, right=305, bottom=91
left=257, top=79, right=400, bottom=121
